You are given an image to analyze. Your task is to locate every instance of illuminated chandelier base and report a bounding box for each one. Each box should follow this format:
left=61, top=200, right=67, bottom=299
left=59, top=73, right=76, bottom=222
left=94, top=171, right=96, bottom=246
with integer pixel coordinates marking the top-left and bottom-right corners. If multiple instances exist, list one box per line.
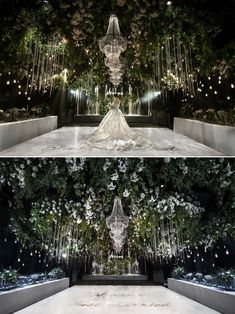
left=106, top=197, right=129, bottom=252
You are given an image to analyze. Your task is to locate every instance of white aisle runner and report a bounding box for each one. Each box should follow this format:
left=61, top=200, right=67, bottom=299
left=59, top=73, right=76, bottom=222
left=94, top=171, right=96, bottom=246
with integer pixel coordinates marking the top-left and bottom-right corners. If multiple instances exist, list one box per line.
left=15, top=285, right=219, bottom=314
left=0, top=126, right=223, bottom=157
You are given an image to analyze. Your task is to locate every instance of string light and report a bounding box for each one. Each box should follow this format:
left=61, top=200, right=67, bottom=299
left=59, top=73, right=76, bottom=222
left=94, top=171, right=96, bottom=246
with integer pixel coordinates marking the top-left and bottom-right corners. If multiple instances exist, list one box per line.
left=215, top=253, right=218, bottom=258
left=227, top=96, right=230, bottom=100
left=209, top=86, right=212, bottom=90
left=226, top=250, right=229, bottom=255
left=6, top=81, right=10, bottom=85
left=205, top=93, right=208, bottom=97
left=214, top=91, right=217, bottom=94
left=231, top=84, right=234, bottom=88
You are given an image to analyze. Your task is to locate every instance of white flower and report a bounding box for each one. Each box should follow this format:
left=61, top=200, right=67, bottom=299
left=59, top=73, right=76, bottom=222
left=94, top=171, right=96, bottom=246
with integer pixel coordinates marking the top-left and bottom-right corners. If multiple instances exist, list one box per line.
left=111, top=171, right=119, bottom=181
left=103, top=159, right=111, bottom=171
left=140, top=193, right=145, bottom=199
left=84, top=201, right=91, bottom=210
left=77, top=218, right=82, bottom=224
left=108, top=182, right=116, bottom=190
left=130, top=172, right=139, bottom=182
left=123, top=188, right=130, bottom=197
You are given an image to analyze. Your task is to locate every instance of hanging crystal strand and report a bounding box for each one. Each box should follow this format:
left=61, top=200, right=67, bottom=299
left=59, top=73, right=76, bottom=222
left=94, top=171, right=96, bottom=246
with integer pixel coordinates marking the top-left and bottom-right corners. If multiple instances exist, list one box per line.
left=55, top=218, right=61, bottom=263
left=177, top=39, right=183, bottom=95
left=153, top=226, right=157, bottom=260
left=137, top=87, right=141, bottom=115
left=29, top=40, right=37, bottom=95
left=189, top=45, right=195, bottom=96
left=156, top=50, right=160, bottom=90
left=173, top=35, right=178, bottom=88
left=128, top=84, right=132, bottom=115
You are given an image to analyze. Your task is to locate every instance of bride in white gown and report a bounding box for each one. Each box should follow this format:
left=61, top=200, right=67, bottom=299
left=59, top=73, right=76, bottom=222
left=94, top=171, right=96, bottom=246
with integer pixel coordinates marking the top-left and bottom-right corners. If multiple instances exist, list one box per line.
left=86, top=94, right=175, bottom=151
left=87, top=94, right=153, bottom=150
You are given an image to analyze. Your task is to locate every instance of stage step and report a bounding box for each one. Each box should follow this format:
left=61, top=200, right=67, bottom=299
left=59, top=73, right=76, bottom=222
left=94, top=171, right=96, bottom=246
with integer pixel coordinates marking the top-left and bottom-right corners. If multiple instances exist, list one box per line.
left=76, top=280, right=157, bottom=285
left=73, top=114, right=153, bottom=127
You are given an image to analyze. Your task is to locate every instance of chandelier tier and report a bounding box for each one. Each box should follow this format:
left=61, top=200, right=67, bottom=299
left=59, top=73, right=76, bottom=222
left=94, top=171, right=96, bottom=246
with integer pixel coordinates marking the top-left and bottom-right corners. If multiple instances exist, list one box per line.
left=106, top=197, right=129, bottom=252
left=99, top=15, right=127, bottom=87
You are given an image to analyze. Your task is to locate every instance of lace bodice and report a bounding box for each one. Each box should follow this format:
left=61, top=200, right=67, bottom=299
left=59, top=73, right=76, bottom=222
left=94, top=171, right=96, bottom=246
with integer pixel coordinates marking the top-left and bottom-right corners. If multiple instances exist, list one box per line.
left=110, top=98, right=120, bottom=108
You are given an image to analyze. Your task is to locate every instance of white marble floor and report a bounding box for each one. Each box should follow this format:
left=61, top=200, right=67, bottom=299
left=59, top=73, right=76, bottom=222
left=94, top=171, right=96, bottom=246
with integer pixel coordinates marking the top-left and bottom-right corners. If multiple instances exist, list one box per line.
left=15, top=285, right=219, bottom=314
left=0, top=126, right=223, bottom=157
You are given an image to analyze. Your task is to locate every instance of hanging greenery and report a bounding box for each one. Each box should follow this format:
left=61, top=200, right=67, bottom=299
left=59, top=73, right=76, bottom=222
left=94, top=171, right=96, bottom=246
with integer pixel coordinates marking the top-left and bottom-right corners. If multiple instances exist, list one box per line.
left=0, top=158, right=234, bottom=267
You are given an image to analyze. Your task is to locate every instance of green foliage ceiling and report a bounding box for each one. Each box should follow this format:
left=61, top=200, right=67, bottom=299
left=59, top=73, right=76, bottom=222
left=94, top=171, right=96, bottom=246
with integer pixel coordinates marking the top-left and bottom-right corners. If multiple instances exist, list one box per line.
left=0, top=158, right=234, bottom=260
left=1, top=0, right=234, bottom=88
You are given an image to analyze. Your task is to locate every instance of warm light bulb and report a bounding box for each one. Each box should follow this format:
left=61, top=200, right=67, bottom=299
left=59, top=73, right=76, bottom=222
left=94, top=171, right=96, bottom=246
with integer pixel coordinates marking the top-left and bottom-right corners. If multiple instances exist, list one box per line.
left=231, top=84, right=234, bottom=88
left=18, top=91, right=21, bottom=95
left=6, top=81, right=10, bottom=85
left=226, top=250, right=229, bottom=255
left=209, top=86, right=212, bottom=89
left=208, top=77, right=211, bottom=80
left=13, top=80, right=16, bottom=83
left=214, top=91, right=217, bottom=94
left=18, top=85, right=21, bottom=88
left=215, top=253, right=218, bottom=258
left=27, top=97, right=31, bottom=101
left=205, top=93, right=208, bottom=97
left=227, top=96, right=230, bottom=100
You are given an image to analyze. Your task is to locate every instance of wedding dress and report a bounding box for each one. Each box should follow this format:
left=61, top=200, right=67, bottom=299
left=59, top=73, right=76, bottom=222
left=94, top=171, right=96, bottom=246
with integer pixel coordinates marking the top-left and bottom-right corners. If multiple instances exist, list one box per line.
left=87, top=98, right=153, bottom=150
left=86, top=97, right=175, bottom=151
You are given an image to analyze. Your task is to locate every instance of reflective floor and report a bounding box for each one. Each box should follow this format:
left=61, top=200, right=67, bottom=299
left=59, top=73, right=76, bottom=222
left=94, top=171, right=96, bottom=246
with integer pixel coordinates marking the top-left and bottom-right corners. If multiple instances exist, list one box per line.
left=0, top=126, right=223, bottom=157
left=15, top=285, right=219, bottom=314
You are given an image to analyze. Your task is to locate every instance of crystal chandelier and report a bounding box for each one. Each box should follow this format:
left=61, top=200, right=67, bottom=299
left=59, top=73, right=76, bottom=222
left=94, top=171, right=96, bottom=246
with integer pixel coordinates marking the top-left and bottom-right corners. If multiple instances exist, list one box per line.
left=106, top=197, right=129, bottom=252
left=99, top=15, right=127, bottom=87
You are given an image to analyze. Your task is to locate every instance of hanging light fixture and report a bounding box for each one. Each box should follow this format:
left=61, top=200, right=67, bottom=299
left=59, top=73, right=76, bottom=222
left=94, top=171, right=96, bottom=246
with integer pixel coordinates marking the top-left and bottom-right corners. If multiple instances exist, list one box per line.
left=106, top=197, right=129, bottom=252
left=99, top=15, right=127, bottom=87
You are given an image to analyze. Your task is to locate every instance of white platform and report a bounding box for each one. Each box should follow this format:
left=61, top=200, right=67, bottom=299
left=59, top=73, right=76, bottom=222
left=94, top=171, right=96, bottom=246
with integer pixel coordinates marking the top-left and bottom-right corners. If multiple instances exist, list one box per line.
left=0, top=278, right=69, bottom=314
left=168, top=278, right=235, bottom=314
left=15, top=285, right=219, bottom=314
left=0, top=116, right=58, bottom=151
left=174, top=117, right=235, bottom=156
left=82, top=274, right=148, bottom=281
left=0, top=126, right=223, bottom=157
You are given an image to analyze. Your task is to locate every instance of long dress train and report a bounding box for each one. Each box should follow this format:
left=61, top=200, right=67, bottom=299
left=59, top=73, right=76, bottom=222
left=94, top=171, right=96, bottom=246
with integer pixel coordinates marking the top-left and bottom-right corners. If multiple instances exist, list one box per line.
left=87, top=98, right=153, bottom=150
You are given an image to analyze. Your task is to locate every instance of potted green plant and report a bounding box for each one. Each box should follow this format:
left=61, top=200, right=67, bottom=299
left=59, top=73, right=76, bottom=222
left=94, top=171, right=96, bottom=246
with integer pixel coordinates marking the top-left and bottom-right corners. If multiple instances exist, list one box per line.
left=172, top=266, right=185, bottom=279
left=216, top=270, right=234, bottom=290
